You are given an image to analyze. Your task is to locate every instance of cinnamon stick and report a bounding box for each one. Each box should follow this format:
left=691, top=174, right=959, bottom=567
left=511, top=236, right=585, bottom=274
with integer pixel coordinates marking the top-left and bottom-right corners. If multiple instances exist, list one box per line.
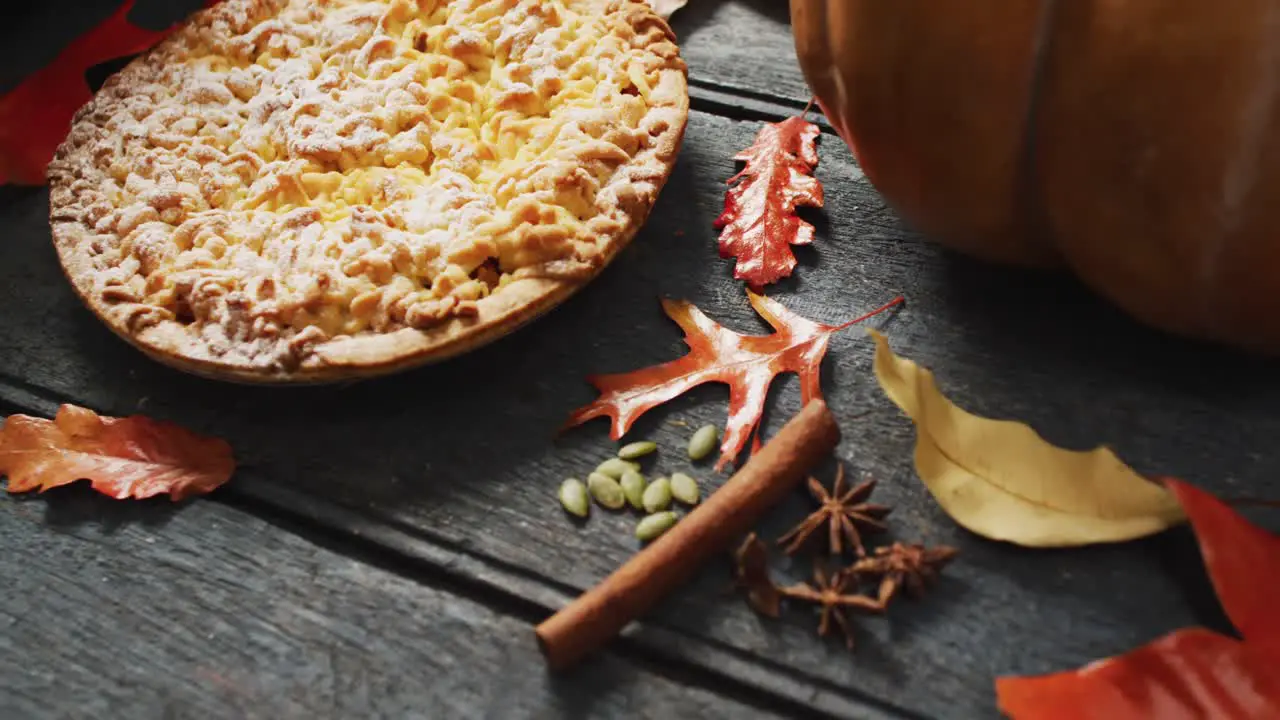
left=535, top=399, right=841, bottom=671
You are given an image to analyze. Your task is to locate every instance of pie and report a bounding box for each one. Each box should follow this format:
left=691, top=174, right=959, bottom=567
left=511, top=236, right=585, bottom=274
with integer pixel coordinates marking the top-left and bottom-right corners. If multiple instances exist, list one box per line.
left=47, top=0, right=688, bottom=383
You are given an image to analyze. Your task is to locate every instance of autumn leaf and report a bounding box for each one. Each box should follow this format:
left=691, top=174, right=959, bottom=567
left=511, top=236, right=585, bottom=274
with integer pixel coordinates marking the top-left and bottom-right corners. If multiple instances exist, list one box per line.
left=714, top=115, right=824, bottom=289
left=647, top=0, right=689, bottom=19
left=868, top=330, right=1186, bottom=547
left=996, top=478, right=1280, bottom=719
left=0, top=0, right=217, bottom=186
left=0, top=404, right=235, bottom=501
left=565, top=292, right=903, bottom=472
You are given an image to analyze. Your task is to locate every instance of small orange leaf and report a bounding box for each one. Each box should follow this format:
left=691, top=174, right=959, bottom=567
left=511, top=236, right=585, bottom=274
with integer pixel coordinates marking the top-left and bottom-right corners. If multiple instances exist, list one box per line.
left=564, top=292, right=902, bottom=472
left=714, top=116, right=824, bottom=289
left=0, top=404, right=235, bottom=501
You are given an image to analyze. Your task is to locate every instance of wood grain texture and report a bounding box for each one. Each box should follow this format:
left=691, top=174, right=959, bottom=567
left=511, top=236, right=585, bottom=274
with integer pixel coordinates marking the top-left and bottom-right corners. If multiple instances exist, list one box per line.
left=0, top=486, right=787, bottom=720
left=675, top=0, right=814, bottom=108
left=6, top=2, right=1280, bottom=718
left=6, top=104, right=1278, bottom=718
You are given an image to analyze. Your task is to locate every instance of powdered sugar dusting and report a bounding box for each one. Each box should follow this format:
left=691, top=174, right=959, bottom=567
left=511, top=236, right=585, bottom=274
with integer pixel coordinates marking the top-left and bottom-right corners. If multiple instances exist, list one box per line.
left=48, top=0, right=685, bottom=374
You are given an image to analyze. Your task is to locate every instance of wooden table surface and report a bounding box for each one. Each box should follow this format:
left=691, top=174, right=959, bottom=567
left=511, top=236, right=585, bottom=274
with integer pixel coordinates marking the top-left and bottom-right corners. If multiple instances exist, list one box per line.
left=3, top=2, right=1278, bottom=718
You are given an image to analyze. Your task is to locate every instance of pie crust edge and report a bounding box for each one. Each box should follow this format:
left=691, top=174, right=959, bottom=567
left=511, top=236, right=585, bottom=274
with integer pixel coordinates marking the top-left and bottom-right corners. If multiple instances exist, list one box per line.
left=47, top=0, right=690, bottom=384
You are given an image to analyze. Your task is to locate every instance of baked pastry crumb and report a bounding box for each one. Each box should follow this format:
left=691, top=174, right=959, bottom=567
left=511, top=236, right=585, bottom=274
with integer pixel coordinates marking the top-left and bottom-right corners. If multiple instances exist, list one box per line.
left=48, top=0, right=688, bottom=382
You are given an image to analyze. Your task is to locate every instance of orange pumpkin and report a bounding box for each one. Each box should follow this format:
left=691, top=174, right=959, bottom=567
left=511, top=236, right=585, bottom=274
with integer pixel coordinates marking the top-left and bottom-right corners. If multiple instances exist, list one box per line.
left=791, top=0, right=1280, bottom=354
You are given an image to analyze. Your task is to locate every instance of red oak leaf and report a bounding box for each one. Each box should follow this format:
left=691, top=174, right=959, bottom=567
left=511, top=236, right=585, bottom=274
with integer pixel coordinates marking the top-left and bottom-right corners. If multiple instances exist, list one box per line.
left=0, top=0, right=219, bottom=186
left=714, top=115, right=824, bottom=289
left=0, top=404, right=235, bottom=501
left=996, top=478, right=1280, bottom=720
left=564, top=292, right=903, bottom=472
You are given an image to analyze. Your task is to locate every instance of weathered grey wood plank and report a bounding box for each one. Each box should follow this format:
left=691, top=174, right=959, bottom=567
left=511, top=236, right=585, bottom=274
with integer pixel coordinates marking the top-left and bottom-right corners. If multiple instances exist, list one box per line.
left=0, top=486, right=792, bottom=720
left=674, top=0, right=814, bottom=107
left=4, top=104, right=1275, bottom=720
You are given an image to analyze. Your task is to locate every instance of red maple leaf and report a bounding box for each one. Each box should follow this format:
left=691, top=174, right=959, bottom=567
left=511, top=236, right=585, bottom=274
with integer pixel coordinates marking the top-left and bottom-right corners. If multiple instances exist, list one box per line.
left=0, top=404, right=235, bottom=501
left=564, top=292, right=903, bottom=472
left=996, top=477, right=1280, bottom=720
left=0, top=0, right=219, bottom=186
left=714, top=115, right=824, bottom=289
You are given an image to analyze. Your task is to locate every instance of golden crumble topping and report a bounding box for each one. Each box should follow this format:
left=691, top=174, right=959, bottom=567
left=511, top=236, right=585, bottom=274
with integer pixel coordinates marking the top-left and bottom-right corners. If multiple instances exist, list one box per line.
left=47, top=0, right=687, bottom=381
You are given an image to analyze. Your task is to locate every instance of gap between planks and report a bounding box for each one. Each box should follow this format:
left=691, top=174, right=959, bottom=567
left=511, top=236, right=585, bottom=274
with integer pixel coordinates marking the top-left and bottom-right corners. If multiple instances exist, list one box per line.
left=0, top=52, right=874, bottom=720
left=0, top=375, right=921, bottom=720
left=1, top=10, right=892, bottom=715
left=688, top=80, right=841, bottom=134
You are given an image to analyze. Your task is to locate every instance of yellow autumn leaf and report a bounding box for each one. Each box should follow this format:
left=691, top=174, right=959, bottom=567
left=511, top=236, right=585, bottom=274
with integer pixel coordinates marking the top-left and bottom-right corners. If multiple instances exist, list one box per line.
left=867, top=329, right=1186, bottom=547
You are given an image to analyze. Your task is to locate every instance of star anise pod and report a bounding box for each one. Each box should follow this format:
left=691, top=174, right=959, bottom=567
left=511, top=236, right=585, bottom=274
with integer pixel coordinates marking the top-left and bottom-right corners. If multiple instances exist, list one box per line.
left=776, top=464, right=892, bottom=557
left=730, top=533, right=783, bottom=617
left=846, top=542, right=959, bottom=605
left=779, top=563, right=884, bottom=649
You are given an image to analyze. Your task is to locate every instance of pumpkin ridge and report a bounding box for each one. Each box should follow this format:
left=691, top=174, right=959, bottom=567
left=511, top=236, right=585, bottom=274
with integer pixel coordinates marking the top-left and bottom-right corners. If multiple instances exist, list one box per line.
left=1014, top=0, right=1064, bottom=263
left=1200, top=4, right=1280, bottom=335
left=791, top=0, right=1280, bottom=354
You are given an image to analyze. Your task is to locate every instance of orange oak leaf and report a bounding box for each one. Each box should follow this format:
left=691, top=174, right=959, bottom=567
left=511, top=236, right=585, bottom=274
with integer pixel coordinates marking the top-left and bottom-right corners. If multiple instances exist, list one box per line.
left=0, top=404, right=235, bottom=501
left=0, top=0, right=219, bottom=185
left=714, top=115, right=824, bottom=289
left=565, top=292, right=903, bottom=472
left=996, top=478, right=1280, bottom=720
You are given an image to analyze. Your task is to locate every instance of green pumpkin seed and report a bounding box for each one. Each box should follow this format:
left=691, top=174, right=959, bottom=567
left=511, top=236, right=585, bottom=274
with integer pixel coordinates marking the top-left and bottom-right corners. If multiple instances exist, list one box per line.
left=642, top=476, right=672, bottom=513
left=559, top=478, right=590, bottom=518
left=670, top=472, right=700, bottom=505
left=618, top=440, right=658, bottom=460
left=620, top=470, right=647, bottom=510
left=688, top=424, right=719, bottom=461
left=587, top=472, right=627, bottom=510
left=636, top=512, right=678, bottom=541
left=596, top=457, right=641, bottom=479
